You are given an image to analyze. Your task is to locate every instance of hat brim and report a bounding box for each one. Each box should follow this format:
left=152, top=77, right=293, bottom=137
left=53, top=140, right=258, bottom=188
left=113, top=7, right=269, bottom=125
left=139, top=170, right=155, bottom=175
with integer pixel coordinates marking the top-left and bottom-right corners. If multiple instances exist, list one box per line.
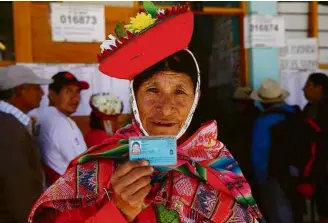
left=30, top=77, right=52, bottom=86
left=250, top=90, right=289, bottom=103
left=233, top=87, right=253, bottom=100
left=233, top=93, right=252, bottom=100
left=99, top=11, right=194, bottom=80
left=77, top=81, right=89, bottom=90
left=62, top=81, right=90, bottom=90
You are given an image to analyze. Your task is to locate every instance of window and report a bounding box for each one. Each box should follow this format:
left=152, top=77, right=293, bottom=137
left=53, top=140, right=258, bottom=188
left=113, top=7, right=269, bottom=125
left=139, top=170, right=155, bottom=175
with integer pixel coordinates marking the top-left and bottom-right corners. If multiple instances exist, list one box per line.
left=278, top=1, right=309, bottom=39
left=318, top=3, right=328, bottom=65
left=307, top=1, right=328, bottom=69
left=279, top=1, right=328, bottom=69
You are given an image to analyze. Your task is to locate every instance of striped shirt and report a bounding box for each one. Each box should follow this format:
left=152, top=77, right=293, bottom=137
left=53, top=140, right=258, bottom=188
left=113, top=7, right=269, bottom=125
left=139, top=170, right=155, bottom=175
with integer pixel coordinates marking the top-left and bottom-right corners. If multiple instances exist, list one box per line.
left=0, top=101, right=30, bottom=127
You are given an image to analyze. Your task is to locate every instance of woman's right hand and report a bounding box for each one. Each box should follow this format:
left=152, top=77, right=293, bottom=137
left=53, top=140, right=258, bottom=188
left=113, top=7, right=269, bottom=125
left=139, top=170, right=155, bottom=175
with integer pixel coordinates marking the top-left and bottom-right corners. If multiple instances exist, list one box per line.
left=110, top=160, right=154, bottom=222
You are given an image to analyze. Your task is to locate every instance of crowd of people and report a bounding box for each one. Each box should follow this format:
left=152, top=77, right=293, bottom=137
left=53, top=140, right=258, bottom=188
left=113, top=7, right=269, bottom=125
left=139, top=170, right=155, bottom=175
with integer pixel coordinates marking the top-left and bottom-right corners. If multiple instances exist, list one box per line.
left=0, top=3, right=328, bottom=223
left=227, top=74, right=328, bottom=223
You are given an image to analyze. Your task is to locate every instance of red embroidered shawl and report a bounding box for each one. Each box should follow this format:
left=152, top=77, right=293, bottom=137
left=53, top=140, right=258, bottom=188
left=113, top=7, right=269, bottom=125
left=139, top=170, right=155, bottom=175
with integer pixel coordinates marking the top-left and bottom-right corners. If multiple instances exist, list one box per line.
left=29, top=120, right=264, bottom=223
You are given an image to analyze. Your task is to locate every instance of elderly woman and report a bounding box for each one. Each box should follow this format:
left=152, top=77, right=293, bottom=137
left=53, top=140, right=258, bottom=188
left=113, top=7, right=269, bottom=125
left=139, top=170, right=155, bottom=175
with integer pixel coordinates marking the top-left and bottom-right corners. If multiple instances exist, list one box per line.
left=29, top=3, right=263, bottom=223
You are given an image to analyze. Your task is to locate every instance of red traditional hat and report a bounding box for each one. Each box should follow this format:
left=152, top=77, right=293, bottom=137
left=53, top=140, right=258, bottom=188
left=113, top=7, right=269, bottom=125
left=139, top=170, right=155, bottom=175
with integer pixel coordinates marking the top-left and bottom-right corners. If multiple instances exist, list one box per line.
left=98, top=2, right=193, bottom=80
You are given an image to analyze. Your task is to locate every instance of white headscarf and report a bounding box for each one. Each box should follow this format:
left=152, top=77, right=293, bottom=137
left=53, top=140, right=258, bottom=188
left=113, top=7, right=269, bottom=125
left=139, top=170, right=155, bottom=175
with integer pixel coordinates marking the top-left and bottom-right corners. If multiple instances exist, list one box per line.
left=129, top=49, right=201, bottom=139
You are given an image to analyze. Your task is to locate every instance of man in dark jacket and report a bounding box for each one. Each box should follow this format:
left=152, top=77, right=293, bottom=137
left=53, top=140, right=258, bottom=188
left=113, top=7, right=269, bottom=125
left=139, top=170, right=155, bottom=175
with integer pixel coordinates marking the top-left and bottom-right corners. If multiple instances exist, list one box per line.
left=0, top=65, right=50, bottom=223
left=231, top=87, right=261, bottom=182
left=303, top=73, right=328, bottom=122
left=303, top=72, right=328, bottom=220
left=250, top=78, right=298, bottom=223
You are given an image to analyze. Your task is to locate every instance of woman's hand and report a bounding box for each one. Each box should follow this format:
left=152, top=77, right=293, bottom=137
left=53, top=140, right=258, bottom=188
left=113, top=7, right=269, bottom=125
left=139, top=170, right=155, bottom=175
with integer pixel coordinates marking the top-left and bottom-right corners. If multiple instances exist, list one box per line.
left=110, top=160, right=154, bottom=222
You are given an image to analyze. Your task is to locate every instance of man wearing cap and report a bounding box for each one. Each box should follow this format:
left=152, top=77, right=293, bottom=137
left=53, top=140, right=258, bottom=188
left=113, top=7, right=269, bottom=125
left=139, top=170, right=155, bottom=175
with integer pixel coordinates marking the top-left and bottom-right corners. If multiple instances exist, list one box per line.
left=35, top=71, right=89, bottom=185
left=0, top=65, right=50, bottom=223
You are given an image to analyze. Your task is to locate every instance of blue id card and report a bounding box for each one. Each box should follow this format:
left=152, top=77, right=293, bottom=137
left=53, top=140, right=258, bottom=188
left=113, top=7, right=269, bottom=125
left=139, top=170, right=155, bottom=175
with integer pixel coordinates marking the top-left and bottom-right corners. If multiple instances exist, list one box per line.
left=129, top=136, right=177, bottom=166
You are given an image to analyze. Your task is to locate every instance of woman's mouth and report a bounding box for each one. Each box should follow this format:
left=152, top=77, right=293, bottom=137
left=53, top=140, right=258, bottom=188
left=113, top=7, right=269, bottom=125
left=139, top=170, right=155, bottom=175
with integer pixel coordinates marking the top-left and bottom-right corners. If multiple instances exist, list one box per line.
left=152, top=121, right=178, bottom=127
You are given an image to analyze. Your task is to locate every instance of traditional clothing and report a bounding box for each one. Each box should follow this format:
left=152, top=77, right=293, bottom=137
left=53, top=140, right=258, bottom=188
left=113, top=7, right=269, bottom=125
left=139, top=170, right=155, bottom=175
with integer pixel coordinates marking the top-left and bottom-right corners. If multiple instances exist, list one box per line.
left=29, top=2, right=264, bottom=223
left=29, top=120, right=263, bottom=223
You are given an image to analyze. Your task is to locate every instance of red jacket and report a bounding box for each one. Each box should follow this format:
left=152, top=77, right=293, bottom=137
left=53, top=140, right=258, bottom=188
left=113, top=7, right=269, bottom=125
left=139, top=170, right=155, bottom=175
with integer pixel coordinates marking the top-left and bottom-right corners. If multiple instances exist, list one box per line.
left=85, top=129, right=112, bottom=148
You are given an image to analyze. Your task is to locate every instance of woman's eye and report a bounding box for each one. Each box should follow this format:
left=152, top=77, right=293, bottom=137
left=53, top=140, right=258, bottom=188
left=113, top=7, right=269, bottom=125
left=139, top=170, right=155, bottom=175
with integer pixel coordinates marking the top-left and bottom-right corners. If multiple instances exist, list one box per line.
left=176, top=89, right=186, bottom=95
left=146, top=88, right=157, bottom=93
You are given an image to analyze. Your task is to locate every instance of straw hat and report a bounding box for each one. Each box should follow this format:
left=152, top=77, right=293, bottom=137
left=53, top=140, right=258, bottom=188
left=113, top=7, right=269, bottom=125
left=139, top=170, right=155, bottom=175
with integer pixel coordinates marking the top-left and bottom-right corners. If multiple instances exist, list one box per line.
left=233, top=86, right=253, bottom=100
left=250, top=78, right=289, bottom=103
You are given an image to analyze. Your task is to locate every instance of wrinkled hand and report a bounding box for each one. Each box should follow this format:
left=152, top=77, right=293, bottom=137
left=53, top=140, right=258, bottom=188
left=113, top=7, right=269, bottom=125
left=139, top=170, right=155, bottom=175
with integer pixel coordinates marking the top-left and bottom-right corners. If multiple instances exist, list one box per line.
left=111, top=160, right=153, bottom=222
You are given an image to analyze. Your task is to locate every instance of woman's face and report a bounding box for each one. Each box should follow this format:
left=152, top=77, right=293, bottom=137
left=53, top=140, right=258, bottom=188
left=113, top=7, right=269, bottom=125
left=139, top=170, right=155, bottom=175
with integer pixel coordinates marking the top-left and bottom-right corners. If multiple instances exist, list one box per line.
left=136, top=71, right=195, bottom=136
left=132, top=144, right=140, bottom=151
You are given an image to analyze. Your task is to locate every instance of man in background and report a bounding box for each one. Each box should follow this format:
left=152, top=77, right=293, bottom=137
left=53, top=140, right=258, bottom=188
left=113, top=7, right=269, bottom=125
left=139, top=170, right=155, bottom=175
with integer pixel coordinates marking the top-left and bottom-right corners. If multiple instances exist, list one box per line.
left=35, top=71, right=89, bottom=185
left=250, top=78, right=299, bottom=223
left=303, top=72, right=328, bottom=122
left=230, top=86, right=261, bottom=181
left=303, top=73, right=328, bottom=220
left=0, top=65, right=50, bottom=223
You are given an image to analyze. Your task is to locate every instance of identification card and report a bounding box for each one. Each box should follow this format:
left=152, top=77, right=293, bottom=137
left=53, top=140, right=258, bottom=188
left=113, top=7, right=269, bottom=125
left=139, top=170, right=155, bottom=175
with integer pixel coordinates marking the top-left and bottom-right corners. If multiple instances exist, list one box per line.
left=129, top=136, right=177, bottom=166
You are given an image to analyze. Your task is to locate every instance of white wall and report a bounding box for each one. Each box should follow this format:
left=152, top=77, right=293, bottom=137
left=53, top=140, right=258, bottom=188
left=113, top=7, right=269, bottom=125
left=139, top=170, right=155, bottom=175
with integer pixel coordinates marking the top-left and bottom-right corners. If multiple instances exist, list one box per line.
left=71, top=1, right=134, bottom=7
left=278, top=2, right=328, bottom=64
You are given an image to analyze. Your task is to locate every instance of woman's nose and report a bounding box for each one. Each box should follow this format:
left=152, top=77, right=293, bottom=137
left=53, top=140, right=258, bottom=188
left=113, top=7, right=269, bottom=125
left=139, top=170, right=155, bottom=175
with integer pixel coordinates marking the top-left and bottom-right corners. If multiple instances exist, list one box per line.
left=157, top=95, right=175, bottom=116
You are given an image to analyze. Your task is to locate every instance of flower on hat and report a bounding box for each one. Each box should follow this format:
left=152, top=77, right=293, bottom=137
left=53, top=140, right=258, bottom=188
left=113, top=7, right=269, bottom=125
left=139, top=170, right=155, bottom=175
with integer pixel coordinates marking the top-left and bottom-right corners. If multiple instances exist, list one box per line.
left=125, top=12, right=157, bottom=34
left=100, top=35, right=121, bottom=53
left=91, top=93, right=123, bottom=116
left=0, top=41, right=6, bottom=51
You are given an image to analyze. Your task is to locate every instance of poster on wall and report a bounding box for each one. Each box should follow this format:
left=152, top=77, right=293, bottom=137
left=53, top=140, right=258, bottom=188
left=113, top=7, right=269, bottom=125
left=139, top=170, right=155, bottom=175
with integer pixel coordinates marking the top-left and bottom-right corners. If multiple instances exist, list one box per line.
left=279, top=38, right=320, bottom=108
left=50, top=3, right=105, bottom=42
left=17, top=63, right=131, bottom=117
left=280, top=71, right=311, bottom=109
left=244, top=15, right=285, bottom=48
left=279, top=38, right=318, bottom=71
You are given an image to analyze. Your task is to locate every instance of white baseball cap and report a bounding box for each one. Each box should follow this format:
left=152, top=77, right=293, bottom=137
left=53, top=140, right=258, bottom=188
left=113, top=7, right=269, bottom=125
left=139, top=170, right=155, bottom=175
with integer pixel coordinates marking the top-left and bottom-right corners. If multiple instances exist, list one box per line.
left=0, top=65, right=51, bottom=90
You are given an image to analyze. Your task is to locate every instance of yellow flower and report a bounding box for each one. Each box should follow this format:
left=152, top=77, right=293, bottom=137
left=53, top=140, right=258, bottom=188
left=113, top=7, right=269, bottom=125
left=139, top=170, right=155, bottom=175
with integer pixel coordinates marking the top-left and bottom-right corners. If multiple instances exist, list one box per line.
left=0, top=41, right=6, bottom=51
left=125, top=12, right=157, bottom=33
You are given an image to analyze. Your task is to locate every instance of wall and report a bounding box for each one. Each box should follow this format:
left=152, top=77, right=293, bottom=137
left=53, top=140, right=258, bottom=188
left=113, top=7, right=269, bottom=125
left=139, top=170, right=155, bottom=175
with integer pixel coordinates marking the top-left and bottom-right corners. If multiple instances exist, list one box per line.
left=248, top=1, right=279, bottom=89
left=32, top=3, right=136, bottom=63
left=278, top=2, right=328, bottom=109
left=278, top=2, right=309, bottom=39
left=13, top=2, right=136, bottom=63
left=318, top=4, right=328, bottom=64
left=75, top=1, right=134, bottom=7
left=278, top=2, right=328, bottom=66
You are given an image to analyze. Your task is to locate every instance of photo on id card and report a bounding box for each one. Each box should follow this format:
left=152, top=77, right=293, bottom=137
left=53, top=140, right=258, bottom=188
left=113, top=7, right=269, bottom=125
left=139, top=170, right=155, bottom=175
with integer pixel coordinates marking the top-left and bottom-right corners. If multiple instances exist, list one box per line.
left=129, top=136, right=177, bottom=166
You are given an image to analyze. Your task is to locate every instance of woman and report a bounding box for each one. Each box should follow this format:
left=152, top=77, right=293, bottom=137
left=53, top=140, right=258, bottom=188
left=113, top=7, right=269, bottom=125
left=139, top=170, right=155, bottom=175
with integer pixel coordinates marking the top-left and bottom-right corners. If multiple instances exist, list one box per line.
left=85, top=93, right=123, bottom=147
left=29, top=3, right=264, bottom=223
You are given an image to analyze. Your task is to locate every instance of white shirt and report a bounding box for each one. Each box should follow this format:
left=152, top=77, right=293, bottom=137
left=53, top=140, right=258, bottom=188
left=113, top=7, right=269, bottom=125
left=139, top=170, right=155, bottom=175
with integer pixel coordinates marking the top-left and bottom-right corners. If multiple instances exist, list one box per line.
left=35, top=106, right=87, bottom=175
